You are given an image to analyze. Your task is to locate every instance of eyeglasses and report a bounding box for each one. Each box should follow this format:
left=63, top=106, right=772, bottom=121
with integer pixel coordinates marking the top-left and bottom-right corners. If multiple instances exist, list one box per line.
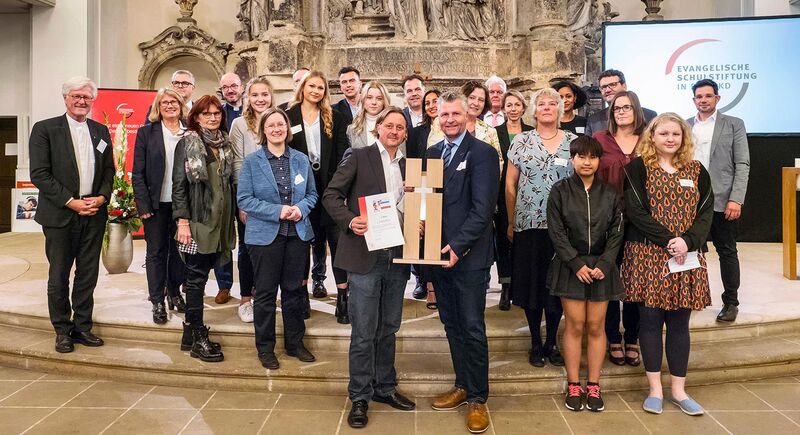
left=612, top=104, right=633, bottom=114
left=171, top=81, right=194, bottom=88
left=200, top=111, right=222, bottom=119
left=599, top=81, right=621, bottom=91
left=160, top=100, right=181, bottom=107
left=68, top=94, right=94, bottom=102
left=221, top=84, right=240, bottom=91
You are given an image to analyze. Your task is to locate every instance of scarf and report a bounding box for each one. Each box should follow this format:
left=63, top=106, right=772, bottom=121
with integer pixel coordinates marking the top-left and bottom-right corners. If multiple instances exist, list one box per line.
left=183, top=128, right=231, bottom=184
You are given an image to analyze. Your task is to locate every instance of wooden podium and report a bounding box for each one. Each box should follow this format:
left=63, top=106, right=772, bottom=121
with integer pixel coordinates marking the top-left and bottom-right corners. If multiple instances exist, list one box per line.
left=394, top=158, right=449, bottom=266
left=783, top=167, right=800, bottom=279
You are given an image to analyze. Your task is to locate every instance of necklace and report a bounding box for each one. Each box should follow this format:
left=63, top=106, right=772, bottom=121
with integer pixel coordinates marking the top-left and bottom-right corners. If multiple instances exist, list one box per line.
left=540, top=130, right=559, bottom=141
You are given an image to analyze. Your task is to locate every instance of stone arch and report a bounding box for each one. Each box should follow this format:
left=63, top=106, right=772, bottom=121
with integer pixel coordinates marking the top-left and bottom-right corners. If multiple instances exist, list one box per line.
left=138, top=24, right=232, bottom=90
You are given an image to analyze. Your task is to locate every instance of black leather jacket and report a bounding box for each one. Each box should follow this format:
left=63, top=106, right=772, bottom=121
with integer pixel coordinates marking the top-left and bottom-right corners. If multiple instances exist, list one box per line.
left=547, top=173, right=624, bottom=274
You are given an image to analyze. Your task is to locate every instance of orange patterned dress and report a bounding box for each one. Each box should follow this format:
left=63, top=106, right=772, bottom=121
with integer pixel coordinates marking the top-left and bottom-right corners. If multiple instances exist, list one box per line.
left=622, top=161, right=711, bottom=311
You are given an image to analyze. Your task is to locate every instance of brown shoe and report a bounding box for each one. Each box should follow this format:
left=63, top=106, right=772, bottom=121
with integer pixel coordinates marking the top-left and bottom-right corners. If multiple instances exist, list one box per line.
left=431, top=387, right=467, bottom=410
left=215, top=289, right=231, bottom=304
left=466, top=402, right=490, bottom=434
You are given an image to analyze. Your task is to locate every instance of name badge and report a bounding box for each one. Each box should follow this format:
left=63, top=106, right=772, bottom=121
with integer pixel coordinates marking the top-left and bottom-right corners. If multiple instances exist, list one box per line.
left=456, top=161, right=467, bottom=171
left=679, top=179, right=694, bottom=188
left=575, top=127, right=585, bottom=134
left=554, top=157, right=568, bottom=167
left=294, top=173, right=304, bottom=185
left=96, top=139, right=108, bottom=153
left=290, top=124, right=302, bottom=135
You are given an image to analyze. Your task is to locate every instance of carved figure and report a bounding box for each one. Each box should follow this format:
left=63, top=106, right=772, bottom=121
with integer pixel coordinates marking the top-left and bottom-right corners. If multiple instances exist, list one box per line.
left=235, top=0, right=269, bottom=41
left=442, top=0, right=504, bottom=41
left=389, top=0, right=422, bottom=39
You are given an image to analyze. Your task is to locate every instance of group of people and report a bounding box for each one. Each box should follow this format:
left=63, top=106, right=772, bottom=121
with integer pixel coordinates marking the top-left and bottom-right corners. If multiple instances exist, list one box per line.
left=28, top=62, right=749, bottom=433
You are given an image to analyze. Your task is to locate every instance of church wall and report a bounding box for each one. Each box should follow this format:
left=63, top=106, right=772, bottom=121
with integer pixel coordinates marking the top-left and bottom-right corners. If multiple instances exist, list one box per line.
left=0, top=13, right=30, bottom=118
left=118, top=0, right=237, bottom=92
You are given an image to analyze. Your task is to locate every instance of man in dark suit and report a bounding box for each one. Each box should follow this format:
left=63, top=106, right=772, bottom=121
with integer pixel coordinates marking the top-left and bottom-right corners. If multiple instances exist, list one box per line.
left=332, top=66, right=362, bottom=125
left=29, top=77, right=114, bottom=353
left=426, top=92, right=499, bottom=434
left=585, top=69, right=657, bottom=137
left=324, top=106, right=416, bottom=428
left=401, top=74, right=426, bottom=130
left=687, top=79, right=750, bottom=323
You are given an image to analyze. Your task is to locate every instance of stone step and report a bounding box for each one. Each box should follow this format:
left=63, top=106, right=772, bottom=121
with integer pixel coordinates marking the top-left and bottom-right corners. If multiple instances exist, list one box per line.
left=1, top=303, right=797, bottom=355
left=1, top=324, right=798, bottom=395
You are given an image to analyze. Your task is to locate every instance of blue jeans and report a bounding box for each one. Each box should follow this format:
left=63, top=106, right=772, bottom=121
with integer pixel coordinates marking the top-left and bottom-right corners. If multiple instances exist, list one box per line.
left=347, top=250, right=410, bottom=402
left=432, top=267, right=490, bottom=403
left=214, top=260, right=233, bottom=290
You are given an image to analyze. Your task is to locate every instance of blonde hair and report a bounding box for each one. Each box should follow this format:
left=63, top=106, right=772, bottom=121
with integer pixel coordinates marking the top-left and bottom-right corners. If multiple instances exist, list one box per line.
left=148, top=88, right=187, bottom=123
left=242, top=76, right=274, bottom=134
left=637, top=113, right=696, bottom=170
left=530, top=88, right=564, bottom=128
left=288, top=70, right=333, bottom=138
left=350, top=81, right=391, bottom=136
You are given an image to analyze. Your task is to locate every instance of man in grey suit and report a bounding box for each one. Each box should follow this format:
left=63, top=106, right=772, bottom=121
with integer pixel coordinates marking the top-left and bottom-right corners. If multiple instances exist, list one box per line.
left=585, top=69, right=657, bottom=137
left=687, top=79, right=750, bottom=322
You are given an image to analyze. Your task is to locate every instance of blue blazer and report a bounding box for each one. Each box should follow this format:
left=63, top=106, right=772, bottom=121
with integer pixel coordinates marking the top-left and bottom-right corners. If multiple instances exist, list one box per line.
left=237, top=147, right=318, bottom=245
left=426, top=132, right=499, bottom=271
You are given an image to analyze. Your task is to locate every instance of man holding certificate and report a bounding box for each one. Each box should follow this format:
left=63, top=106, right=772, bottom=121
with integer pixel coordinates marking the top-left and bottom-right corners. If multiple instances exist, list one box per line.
left=323, top=106, right=417, bottom=429
left=426, top=91, right=499, bottom=434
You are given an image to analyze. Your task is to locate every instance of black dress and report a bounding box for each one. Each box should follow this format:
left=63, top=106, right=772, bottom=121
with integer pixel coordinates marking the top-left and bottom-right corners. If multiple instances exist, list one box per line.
left=560, top=115, right=588, bottom=136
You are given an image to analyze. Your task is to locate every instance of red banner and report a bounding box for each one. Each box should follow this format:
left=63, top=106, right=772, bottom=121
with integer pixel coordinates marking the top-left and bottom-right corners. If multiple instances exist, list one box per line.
left=91, top=89, right=157, bottom=237
left=90, top=88, right=157, bottom=175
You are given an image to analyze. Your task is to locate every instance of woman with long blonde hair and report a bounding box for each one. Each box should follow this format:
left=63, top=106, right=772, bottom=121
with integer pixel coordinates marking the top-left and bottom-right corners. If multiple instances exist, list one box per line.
left=346, top=81, right=392, bottom=149
left=229, top=75, right=274, bottom=323
left=285, top=70, right=351, bottom=323
left=622, top=113, right=713, bottom=416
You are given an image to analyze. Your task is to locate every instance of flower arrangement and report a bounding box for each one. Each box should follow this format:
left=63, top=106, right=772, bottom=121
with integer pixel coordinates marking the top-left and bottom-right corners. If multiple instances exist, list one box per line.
left=103, top=113, right=142, bottom=235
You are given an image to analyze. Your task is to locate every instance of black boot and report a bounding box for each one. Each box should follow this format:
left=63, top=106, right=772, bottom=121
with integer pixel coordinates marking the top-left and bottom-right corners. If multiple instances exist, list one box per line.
left=167, top=293, right=186, bottom=313
left=499, top=283, right=511, bottom=311
left=335, top=288, right=350, bottom=324
left=152, top=302, right=168, bottom=324
left=190, top=326, right=224, bottom=362
left=181, top=323, right=220, bottom=352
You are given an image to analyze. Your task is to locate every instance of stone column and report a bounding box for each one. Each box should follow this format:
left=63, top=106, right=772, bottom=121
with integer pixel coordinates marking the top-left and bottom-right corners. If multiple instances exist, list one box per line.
left=259, top=0, right=315, bottom=94
left=523, top=0, right=585, bottom=86
left=268, top=0, right=305, bottom=31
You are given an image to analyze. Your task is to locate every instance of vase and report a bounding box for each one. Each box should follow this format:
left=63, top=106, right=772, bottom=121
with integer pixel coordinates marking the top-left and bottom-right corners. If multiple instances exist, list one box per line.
left=102, top=222, right=133, bottom=274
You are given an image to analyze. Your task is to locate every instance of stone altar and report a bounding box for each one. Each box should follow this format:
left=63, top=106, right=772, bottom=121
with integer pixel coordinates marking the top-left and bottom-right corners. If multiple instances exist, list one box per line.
left=227, top=0, right=618, bottom=95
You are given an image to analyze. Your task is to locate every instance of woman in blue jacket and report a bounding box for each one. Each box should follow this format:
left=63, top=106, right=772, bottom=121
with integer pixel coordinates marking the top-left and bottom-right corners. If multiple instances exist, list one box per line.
left=237, top=108, right=318, bottom=370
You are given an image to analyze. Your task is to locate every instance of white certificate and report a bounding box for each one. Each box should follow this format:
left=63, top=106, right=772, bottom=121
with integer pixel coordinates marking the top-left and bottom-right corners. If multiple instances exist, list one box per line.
left=358, top=192, right=405, bottom=251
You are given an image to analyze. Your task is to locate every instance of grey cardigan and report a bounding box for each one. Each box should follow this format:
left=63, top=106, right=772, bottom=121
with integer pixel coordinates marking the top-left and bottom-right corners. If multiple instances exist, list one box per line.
left=230, top=116, right=261, bottom=184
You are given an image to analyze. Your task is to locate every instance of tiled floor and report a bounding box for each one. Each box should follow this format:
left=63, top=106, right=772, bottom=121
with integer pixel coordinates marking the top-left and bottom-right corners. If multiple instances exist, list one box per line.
left=1, top=366, right=799, bottom=434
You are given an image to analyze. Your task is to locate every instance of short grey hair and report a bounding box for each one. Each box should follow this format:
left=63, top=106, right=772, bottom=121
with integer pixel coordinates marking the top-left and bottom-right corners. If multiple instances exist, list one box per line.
left=530, top=88, right=565, bottom=127
left=485, top=75, right=507, bottom=93
left=437, top=91, right=468, bottom=113
left=171, top=69, right=195, bottom=84
left=61, top=76, right=97, bottom=99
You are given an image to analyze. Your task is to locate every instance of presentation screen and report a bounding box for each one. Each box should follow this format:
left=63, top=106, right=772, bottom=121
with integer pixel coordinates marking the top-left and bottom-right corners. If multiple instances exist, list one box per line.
left=603, top=16, right=800, bottom=134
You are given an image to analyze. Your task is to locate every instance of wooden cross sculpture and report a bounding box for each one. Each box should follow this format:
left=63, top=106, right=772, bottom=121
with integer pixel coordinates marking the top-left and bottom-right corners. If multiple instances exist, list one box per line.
left=394, top=158, right=448, bottom=266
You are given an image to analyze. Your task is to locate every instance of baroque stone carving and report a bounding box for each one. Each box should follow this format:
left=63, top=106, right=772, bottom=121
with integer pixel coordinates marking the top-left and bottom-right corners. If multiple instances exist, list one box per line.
left=138, top=24, right=232, bottom=89
left=175, top=0, right=198, bottom=21
left=236, top=0, right=269, bottom=42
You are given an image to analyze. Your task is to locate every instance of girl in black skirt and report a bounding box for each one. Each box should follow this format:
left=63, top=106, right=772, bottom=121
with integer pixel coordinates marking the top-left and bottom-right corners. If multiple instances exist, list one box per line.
left=546, top=136, right=624, bottom=412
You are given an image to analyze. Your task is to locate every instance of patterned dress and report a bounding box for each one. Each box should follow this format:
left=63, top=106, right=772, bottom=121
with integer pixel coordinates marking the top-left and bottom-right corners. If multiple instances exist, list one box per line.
left=622, top=161, right=711, bottom=311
